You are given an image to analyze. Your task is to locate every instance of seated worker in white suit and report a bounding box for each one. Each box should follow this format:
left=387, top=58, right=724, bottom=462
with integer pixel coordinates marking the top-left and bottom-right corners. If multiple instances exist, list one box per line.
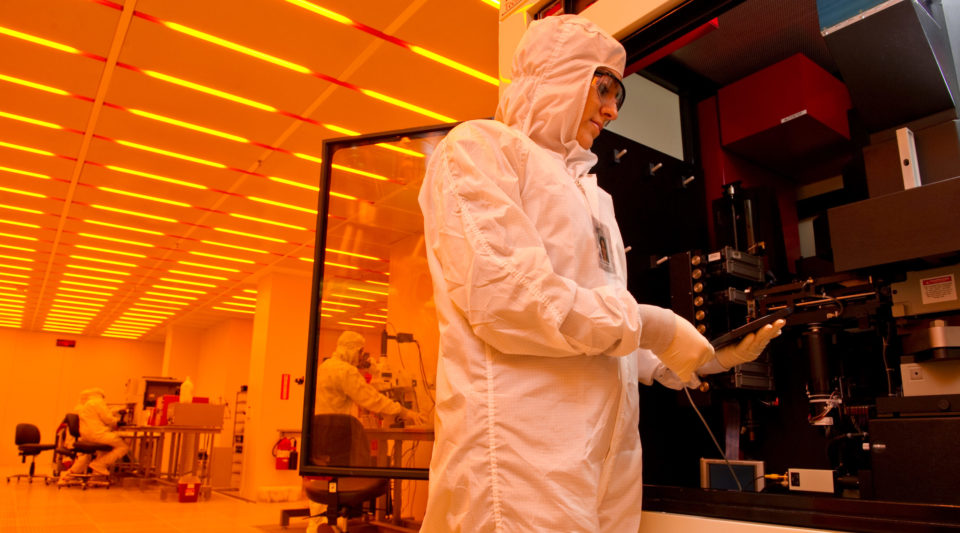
left=64, top=388, right=128, bottom=478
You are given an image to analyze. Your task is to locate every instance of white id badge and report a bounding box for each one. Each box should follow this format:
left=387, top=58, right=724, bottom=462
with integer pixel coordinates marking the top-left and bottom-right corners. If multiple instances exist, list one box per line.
left=593, top=216, right=615, bottom=273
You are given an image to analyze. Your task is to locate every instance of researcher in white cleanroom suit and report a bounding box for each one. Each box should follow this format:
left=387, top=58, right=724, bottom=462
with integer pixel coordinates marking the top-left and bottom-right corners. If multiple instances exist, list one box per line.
left=65, top=388, right=128, bottom=477
left=417, top=15, right=783, bottom=532
left=316, top=330, right=425, bottom=424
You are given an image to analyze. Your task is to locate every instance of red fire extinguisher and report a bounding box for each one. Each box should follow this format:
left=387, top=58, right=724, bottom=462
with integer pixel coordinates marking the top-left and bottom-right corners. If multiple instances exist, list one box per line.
left=273, top=437, right=297, bottom=470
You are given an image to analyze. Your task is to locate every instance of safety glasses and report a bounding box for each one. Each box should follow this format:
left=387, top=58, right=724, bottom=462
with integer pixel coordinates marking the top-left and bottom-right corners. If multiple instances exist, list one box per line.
left=593, top=69, right=626, bottom=110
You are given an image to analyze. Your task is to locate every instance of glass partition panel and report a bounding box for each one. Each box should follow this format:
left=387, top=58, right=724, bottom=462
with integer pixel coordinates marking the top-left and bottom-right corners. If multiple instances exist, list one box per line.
left=301, top=123, right=455, bottom=479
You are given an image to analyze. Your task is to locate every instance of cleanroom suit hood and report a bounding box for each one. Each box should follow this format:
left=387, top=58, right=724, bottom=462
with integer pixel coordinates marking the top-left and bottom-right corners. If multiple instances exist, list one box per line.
left=419, top=15, right=676, bottom=533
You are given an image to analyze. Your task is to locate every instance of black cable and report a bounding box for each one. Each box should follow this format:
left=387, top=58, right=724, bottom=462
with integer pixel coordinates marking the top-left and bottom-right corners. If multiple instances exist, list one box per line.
left=413, top=340, right=436, bottom=408
left=683, top=387, right=742, bottom=492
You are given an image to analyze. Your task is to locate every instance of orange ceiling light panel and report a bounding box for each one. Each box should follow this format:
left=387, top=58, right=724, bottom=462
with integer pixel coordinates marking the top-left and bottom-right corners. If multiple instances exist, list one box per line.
left=158, top=277, right=216, bottom=288
left=70, top=255, right=139, bottom=267
left=177, top=260, right=240, bottom=273
left=84, top=220, right=164, bottom=236
left=168, top=269, right=228, bottom=281
left=189, top=251, right=255, bottom=264
left=75, top=244, right=147, bottom=258
left=248, top=196, right=317, bottom=215
left=0, top=165, right=51, bottom=179
left=91, top=205, right=178, bottom=223
left=127, top=108, right=250, bottom=143
left=201, top=240, right=269, bottom=254
left=141, top=69, right=277, bottom=111
left=284, top=0, right=498, bottom=86
left=213, top=306, right=254, bottom=314
left=114, top=139, right=227, bottom=169
left=213, top=227, right=286, bottom=243
left=104, top=165, right=206, bottom=190
left=66, top=264, right=131, bottom=276
left=326, top=249, right=383, bottom=261
left=78, top=233, right=153, bottom=248
left=98, top=187, right=191, bottom=208
left=228, top=213, right=307, bottom=231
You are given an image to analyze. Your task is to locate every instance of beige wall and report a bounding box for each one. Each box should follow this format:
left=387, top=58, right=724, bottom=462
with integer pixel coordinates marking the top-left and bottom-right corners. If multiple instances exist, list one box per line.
left=0, top=328, right=163, bottom=468
left=195, top=318, right=253, bottom=444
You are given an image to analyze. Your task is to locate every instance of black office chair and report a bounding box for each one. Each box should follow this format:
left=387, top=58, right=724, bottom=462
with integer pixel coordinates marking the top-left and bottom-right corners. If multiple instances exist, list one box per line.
left=6, top=423, right=56, bottom=484
left=303, top=414, right=389, bottom=531
left=54, top=413, right=113, bottom=489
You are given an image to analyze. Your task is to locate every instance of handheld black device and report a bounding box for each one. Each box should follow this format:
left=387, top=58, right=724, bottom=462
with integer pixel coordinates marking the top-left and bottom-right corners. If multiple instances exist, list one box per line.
left=709, top=307, right=793, bottom=349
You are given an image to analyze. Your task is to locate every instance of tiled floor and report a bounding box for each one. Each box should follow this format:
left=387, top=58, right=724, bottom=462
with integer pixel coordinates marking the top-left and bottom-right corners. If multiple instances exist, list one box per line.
left=1, top=470, right=310, bottom=533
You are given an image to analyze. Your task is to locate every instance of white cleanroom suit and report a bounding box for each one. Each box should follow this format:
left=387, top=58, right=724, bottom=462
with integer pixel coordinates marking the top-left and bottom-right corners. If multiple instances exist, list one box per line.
left=66, top=388, right=128, bottom=476
left=418, top=15, right=699, bottom=533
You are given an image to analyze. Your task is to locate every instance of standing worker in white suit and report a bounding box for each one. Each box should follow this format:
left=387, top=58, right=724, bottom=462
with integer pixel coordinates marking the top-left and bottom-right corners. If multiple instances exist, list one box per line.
left=418, top=15, right=784, bottom=532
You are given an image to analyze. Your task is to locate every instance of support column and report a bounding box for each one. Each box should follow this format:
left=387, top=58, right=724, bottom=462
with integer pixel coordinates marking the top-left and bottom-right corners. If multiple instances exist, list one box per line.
left=240, top=272, right=310, bottom=501
left=162, top=324, right=202, bottom=380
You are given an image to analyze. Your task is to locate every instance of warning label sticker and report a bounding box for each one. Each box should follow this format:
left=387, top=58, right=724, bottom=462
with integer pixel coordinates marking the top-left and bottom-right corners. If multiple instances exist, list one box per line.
left=920, top=274, right=957, bottom=305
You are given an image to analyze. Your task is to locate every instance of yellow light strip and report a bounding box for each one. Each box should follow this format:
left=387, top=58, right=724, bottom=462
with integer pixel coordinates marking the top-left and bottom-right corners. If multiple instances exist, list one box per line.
left=0, top=140, right=54, bottom=157
left=152, top=285, right=206, bottom=294
left=267, top=177, right=319, bottom=192
left=102, top=333, right=139, bottom=339
left=213, top=227, right=286, bottom=243
left=141, top=297, right=189, bottom=305
left=99, top=187, right=191, bottom=207
left=0, top=280, right=29, bottom=286
left=0, top=235, right=37, bottom=245
left=0, top=263, right=31, bottom=271
left=106, top=326, right=151, bottom=332
left=243, top=289, right=257, bottom=294
left=78, top=233, right=153, bottom=248
left=177, top=260, right=240, bottom=273
left=0, top=254, right=32, bottom=262
left=63, top=272, right=123, bottom=284
left=0, top=109, right=62, bottom=129
left=54, top=293, right=107, bottom=302
left=365, top=313, right=388, bottom=318
left=293, top=152, right=323, bottom=164
left=50, top=304, right=101, bottom=313
left=232, top=296, right=256, bottom=301
left=115, top=139, right=227, bottom=169
left=0, top=272, right=30, bottom=278
left=126, top=310, right=174, bottom=318
left=168, top=269, right=227, bottom=280
left=248, top=196, right=317, bottom=214
left=331, top=163, right=389, bottom=181
left=61, top=280, right=118, bottom=290
left=91, top=204, right=178, bottom=223
left=0, top=72, right=69, bottom=96
left=320, top=301, right=360, bottom=308
left=0, top=243, right=35, bottom=252
left=348, top=287, right=388, bottom=296
left=0, top=203, right=43, bottom=215
left=0, top=165, right=51, bottom=179
left=44, top=319, right=88, bottom=325
left=158, top=277, right=216, bottom=288
left=480, top=0, right=500, bottom=7
left=142, top=69, right=278, bottom=112
left=228, top=213, right=307, bottom=231
left=0, top=25, right=80, bottom=53
left=188, top=251, right=255, bottom=264
left=0, top=187, right=45, bottom=199
left=134, top=303, right=181, bottom=311
left=337, top=321, right=375, bottom=328
left=70, top=254, right=138, bottom=267
left=84, top=219, right=164, bottom=236
left=58, top=287, right=113, bottom=296
left=375, top=143, right=425, bottom=158
left=127, top=109, right=250, bottom=143
left=143, top=291, right=196, bottom=300
left=75, top=245, right=147, bottom=259
left=213, top=306, right=254, bottom=314
left=201, top=240, right=268, bottom=254
left=366, top=280, right=389, bottom=286
left=299, top=257, right=314, bottom=263
left=66, top=264, right=131, bottom=276
left=164, top=22, right=312, bottom=73
left=47, top=309, right=97, bottom=318
left=331, top=293, right=375, bottom=302
left=220, top=302, right=256, bottom=310
left=0, top=219, right=39, bottom=229
left=52, top=299, right=104, bottom=308
left=320, top=307, right=346, bottom=313
left=327, top=249, right=383, bottom=261
left=320, top=313, right=332, bottom=318
left=359, top=89, right=456, bottom=123
left=324, top=262, right=359, bottom=271
left=105, top=165, right=206, bottom=190
left=352, top=318, right=387, bottom=324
